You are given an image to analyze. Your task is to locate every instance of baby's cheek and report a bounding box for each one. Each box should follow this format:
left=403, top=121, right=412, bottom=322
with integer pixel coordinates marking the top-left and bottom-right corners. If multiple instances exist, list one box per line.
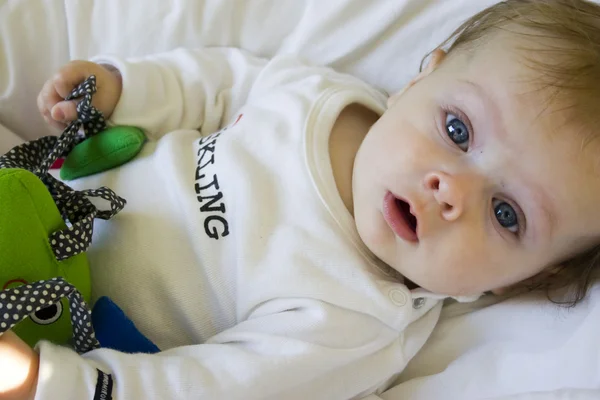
left=429, top=245, right=492, bottom=294
left=357, top=214, right=394, bottom=260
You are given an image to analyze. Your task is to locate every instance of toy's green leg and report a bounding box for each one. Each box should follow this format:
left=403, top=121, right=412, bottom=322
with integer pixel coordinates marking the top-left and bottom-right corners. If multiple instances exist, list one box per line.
left=61, top=126, right=146, bottom=180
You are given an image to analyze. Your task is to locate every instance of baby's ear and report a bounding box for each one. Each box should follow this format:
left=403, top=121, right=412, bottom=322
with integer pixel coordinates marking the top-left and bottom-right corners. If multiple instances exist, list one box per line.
left=387, top=48, right=447, bottom=108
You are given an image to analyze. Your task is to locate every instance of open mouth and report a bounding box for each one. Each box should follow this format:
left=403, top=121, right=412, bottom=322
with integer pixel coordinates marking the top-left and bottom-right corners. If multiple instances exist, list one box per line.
left=383, top=192, right=419, bottom=242
left=395, top=198, right=418, bottom=233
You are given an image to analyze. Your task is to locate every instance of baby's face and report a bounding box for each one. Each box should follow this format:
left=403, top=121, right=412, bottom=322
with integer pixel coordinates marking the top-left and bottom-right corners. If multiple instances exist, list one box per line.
left=352, top=35, right=600, bottom=296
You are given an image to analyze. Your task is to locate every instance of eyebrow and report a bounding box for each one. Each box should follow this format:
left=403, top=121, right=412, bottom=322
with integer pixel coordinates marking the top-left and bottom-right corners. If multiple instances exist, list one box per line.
left=456, top=79, right=506, bottom=141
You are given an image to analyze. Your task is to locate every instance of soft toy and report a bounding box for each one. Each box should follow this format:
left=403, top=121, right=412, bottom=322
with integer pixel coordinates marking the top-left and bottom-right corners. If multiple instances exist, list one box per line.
left=0, top=167, right=91, bottom=347
left=0, top=76, right=158, bottom=354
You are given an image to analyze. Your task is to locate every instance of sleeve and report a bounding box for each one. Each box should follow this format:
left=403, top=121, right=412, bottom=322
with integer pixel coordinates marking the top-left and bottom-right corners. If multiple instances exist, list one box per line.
left=33, top=299, right=421, bottom=400
left=92, top=47, right=270, bottom=140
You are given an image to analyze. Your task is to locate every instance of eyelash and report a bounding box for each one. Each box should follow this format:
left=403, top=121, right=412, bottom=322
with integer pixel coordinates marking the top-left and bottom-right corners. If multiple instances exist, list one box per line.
left=492, top=197, right=526, bottom=238
left=438, top=106, right=526, bottom=238
left=440, top=105, right=474, bottom=151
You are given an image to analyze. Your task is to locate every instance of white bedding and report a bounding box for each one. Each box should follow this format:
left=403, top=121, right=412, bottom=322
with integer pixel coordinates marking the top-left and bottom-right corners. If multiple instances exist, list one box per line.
left=1, top=1, right=599, bottom=398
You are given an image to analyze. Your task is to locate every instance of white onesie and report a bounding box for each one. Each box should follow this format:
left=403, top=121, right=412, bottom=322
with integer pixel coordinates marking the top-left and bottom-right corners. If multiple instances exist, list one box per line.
left=35, top=47, right=455, bottom=400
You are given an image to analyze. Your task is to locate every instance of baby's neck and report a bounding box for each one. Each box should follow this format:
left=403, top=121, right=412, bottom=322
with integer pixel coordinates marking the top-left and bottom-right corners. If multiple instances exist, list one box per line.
left=329, top=103, right=379, bottom=216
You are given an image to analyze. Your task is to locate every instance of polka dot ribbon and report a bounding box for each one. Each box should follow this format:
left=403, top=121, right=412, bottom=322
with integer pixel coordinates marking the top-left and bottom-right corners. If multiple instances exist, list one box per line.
left=0, top=76, right=126, bottom=260
left=0, top=277, right=100, bottom=353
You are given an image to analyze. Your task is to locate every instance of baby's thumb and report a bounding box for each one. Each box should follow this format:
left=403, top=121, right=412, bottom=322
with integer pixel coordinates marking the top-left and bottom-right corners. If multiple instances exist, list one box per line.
left=51, top=101, right=78, bottom=123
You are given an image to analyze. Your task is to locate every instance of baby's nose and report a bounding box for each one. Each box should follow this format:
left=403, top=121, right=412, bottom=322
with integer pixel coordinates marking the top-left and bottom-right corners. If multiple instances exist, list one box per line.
left=424, top=171, right=475, bottom=221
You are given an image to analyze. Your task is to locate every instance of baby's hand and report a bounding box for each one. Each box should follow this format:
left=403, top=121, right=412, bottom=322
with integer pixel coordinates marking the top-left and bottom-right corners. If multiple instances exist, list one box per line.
left=38, top=61, right=122, bottom=130
left=0, top=331, right=38, bottom=400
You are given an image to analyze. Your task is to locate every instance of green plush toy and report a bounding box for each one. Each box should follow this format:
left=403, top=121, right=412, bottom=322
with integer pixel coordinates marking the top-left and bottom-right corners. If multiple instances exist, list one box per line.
left=0, top=76, right=143, bottom=352
left=0, top=129, right=150, bottom=350
left=0, top=168, right=91, bottom=347
left=0, top=122, right=144, bottom=346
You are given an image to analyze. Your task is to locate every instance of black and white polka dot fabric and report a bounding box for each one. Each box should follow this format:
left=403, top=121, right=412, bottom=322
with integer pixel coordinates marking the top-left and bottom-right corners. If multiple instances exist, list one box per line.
left=0, top=76, right=126, bottom=353
left=0, top=278, right=100, bottom=353
left=0, top=76, right=126, bottom=260
left=0, top=76, right=106, bottom=173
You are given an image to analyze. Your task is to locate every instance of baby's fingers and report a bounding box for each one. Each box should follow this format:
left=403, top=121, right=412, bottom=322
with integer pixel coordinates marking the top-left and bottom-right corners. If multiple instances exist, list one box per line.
left=50, top=100, right=78, bottom=123
left=38, top=61, right=99, bottom=124
left=37, top=78, right=63, bottom=121
left=52, top=61, right=99, bottom=99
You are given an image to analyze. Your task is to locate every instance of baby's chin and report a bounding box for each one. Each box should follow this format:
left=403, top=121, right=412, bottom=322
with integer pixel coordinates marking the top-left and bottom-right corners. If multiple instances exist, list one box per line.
left=365, top=238, right=485, bottom=295
left=400, top=271, right=484, bottom=298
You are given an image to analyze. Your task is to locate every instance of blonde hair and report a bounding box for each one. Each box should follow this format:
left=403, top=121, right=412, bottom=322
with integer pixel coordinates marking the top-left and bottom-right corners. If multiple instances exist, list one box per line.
left=431, top=0, right=600, bottom=306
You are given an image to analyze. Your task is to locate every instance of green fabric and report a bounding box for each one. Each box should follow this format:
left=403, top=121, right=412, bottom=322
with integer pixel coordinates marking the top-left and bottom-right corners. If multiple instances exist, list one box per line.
left=0, top=169, right=91, bottom=347
left=61, top=126, right=146, bottom=180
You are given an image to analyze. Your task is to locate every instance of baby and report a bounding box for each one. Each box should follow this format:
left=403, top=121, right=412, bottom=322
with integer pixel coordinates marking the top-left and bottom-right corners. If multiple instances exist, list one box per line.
left=3, top=0, right=600, bottom=399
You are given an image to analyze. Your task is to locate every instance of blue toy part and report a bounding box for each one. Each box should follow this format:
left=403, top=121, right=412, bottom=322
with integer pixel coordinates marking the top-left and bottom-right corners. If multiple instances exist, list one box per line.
left=92, top=296, right=159, bottom=354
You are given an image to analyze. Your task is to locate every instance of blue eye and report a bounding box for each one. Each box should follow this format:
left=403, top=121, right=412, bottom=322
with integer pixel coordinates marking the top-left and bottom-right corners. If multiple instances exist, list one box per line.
left=445, top=113, right=469, bottom=151
left=493, top=199, right=519, bottom=233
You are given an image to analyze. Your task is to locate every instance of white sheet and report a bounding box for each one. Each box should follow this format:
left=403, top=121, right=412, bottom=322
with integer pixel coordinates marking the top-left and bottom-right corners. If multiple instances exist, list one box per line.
left=384, top=285, right=600, bottom=399
left=1, top=1, right=599, bottom=398
left=1, top=0, right=500, bottom=140
left=0, top=121, right=24, bottom=154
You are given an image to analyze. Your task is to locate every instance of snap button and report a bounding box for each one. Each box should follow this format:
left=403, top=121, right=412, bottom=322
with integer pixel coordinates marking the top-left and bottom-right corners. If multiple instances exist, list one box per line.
left=412, top=297, right=426, bottom=309
left=388, top=289, right=407, bottom=306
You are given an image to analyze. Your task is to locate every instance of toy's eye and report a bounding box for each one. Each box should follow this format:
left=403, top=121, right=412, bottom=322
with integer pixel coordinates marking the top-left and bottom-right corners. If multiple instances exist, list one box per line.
left=30, top=302, right=63, bottom=325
